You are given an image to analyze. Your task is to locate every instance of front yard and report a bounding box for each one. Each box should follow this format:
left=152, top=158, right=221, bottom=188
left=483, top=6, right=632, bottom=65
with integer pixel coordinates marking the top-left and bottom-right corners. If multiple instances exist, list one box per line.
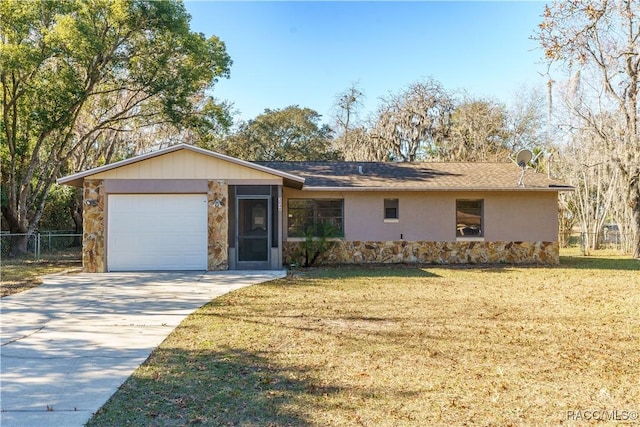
left=1, top=259, right=81, bottom=297
left=88, top=255, right=639, bottom=426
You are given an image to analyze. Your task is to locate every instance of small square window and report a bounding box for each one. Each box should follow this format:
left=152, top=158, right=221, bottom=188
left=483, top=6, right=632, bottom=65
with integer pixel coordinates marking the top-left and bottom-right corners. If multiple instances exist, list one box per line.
left=384, top=199, right=399, bottom=220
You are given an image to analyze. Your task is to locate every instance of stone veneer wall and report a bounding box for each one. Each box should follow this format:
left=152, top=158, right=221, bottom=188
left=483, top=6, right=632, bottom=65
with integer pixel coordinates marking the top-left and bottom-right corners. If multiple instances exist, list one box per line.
left=284, top=240, right=559, bottom=266
left=208, top=180, right=229, bottom=270
left=82, top=179, right=105, bottom=272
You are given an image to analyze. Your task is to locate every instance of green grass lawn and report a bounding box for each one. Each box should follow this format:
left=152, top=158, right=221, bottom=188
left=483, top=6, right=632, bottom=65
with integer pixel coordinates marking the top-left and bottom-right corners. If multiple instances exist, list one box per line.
left=88, top=254, right=640, bottom=426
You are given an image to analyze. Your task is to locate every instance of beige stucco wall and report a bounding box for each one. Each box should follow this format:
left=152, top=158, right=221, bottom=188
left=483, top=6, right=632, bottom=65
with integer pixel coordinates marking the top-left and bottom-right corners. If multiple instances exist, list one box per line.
left=87, top=149, right=283, bottom=182
left=283, top=189, right=559, bottom=243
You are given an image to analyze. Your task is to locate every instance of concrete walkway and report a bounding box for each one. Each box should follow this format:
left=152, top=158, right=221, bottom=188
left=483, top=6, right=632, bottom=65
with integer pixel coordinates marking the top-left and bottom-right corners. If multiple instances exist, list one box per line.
left=0, top=271, right=285, bottom=427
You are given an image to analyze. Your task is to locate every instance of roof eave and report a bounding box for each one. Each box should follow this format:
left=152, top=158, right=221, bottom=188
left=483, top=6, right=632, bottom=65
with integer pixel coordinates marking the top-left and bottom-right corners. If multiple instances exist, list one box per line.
left=57, top=144, right=305, bottom=187
left=300, top=186, right=574, bottom=192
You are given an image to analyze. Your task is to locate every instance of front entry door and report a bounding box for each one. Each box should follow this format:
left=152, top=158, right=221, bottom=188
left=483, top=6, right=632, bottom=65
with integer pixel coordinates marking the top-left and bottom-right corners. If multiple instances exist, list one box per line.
left=236, top=197, right=270, bottom=269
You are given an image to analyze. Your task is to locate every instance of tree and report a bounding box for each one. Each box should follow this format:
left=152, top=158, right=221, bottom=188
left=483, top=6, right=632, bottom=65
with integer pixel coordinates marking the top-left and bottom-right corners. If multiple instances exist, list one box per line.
left=558, top=130, right=620, bottom=253
left=216, top=106, right=338, bottom=161
left=37, top=184, right=76, bottom=231
left=369, top=79, right=454, bottom=162
left=537, top=0, right=640, bottom=258
left=505, top=86, right=548, bottom=153
left=57, top=92, right=232, bottom=235
left=347, top=126, right=393, bottom=162
left=332, top=82, right=546, bottom=163
left=439, top=97, right=510, bottom=161
left=332, top=82, right=365, bottom=159
left=1, top=0, right=231, bottom=254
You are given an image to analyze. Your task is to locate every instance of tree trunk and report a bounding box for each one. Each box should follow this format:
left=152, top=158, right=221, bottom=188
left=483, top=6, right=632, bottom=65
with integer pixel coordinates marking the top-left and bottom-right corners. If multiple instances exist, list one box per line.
left=70, top=188, right=84, bottom=247
left=8, top=234, right=31, bottom=257
left=632, top=181, right=640, bottom=259
left=1, top=207, right=30, bottom=256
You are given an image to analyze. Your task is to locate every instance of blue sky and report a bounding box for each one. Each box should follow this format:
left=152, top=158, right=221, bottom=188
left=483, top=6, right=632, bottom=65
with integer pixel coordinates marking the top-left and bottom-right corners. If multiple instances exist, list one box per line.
left=184, top=1, right=549, bottom=124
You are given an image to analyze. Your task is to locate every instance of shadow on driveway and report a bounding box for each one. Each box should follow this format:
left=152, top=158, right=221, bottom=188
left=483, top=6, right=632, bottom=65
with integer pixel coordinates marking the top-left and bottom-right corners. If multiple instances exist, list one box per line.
left=0, top=271, right=284, bottom=427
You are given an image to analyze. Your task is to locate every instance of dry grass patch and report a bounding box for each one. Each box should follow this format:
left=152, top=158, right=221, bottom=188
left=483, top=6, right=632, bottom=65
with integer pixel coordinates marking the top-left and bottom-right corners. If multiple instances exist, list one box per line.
left=1, top=260, right=81, bottom=297
left=89, top=257, right=639, bottom=426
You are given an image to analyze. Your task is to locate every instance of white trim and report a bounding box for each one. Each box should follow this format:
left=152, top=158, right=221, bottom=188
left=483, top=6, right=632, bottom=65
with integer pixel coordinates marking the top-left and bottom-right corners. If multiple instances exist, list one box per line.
left=456, top=237, right=485, bottom=242
left=383, top=219, right=400, bottom=223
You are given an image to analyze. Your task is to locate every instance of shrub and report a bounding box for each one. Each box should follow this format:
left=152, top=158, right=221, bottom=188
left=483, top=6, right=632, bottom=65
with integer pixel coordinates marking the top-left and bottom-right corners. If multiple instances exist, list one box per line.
left=298, top=222, right=339, bottom=267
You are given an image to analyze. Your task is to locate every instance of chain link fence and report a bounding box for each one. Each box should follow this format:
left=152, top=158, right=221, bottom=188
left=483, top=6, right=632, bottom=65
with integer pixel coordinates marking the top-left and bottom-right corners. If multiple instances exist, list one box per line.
left=1, top=231, right=82, bottom=262
left=1, top=230, right=634, bottom=262
left=560, top=231, right=635, bottom=254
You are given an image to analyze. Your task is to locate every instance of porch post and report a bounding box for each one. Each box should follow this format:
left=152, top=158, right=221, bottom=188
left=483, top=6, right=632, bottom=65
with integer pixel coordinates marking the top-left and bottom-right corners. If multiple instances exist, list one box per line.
left=82, top=179, right=105, bottom=272
left=208, top=180, right=229, bottom=270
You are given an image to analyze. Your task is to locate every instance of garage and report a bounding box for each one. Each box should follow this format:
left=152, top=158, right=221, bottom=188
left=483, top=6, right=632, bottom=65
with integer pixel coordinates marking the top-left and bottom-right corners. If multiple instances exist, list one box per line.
left=57, top=144, right=302, bottom=272
left=107, top=194, right=208, bottom=271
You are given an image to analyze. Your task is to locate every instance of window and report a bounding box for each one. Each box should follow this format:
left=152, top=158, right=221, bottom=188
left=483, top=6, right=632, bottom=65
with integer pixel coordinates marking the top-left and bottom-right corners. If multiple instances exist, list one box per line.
left=384, top=198, right=399, bottom=220
left=456, top=200, right=483, bottom=237
left=287, top=199, right=344, bottom=237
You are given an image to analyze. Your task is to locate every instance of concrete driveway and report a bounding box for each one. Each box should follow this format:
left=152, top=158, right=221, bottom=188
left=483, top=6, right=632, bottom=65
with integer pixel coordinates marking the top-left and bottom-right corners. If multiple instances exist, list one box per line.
left=0, top=270, right=285, bottom=427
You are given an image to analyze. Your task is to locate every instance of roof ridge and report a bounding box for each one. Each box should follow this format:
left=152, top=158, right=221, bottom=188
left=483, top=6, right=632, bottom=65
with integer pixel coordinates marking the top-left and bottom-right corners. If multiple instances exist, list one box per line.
left=256, top=160, right=515, bottom=165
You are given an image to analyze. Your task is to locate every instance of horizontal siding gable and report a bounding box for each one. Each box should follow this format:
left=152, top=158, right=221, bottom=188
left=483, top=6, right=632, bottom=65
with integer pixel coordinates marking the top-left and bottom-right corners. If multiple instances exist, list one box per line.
left=87, top=149, right=282, bottom=181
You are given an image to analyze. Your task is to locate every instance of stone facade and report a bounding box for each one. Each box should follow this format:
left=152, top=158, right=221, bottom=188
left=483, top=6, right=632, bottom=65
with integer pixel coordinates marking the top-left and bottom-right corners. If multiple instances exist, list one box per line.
left=284, top=240, right=559, bottom=266
left=208, top=180, right=229, bottom=270
left=82, top=179, right=105, bottom=272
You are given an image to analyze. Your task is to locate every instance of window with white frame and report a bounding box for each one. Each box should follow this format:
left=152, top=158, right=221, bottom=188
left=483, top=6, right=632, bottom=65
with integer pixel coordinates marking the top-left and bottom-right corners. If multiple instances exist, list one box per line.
left=384, top=198, right=399, bottom=221
left=287, top=199, right=344, bottom=237
left=456, top=200, right=483, bottom=237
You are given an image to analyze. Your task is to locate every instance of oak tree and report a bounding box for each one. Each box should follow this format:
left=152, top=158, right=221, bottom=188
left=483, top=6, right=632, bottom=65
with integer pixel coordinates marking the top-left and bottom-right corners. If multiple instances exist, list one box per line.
left=217, top=106, right=338, bottom=161
left=1, top=0, right=231, bottom=254
left=369, top=79, right=454, bottom=162
left=442, top=97, right=510, bottom=162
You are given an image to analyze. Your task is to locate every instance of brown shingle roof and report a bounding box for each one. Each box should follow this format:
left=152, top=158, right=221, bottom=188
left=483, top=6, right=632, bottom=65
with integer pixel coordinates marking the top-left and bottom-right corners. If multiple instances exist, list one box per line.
left=256, top=161, right=572, bottom=191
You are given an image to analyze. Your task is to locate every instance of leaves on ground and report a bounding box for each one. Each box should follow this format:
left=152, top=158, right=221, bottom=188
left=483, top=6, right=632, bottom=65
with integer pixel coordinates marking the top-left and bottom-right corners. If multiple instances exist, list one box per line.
left=87, top=254, right=639, bottom=426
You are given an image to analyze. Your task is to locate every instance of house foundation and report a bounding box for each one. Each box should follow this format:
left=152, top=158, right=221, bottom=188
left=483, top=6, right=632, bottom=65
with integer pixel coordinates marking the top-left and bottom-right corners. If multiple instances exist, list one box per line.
left=283, top=240, right=559, bottom=266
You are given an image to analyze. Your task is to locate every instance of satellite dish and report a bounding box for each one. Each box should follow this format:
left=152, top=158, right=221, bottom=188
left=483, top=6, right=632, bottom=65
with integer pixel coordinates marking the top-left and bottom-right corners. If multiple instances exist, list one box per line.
left=515, top=149, right=533, bottom=168
left=510, top=149, right=545, bottom=187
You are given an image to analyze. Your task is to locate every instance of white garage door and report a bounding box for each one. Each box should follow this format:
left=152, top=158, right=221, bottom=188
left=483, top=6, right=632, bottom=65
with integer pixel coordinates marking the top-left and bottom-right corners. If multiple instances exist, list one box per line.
left=107, top=194, right=208, bottom=271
